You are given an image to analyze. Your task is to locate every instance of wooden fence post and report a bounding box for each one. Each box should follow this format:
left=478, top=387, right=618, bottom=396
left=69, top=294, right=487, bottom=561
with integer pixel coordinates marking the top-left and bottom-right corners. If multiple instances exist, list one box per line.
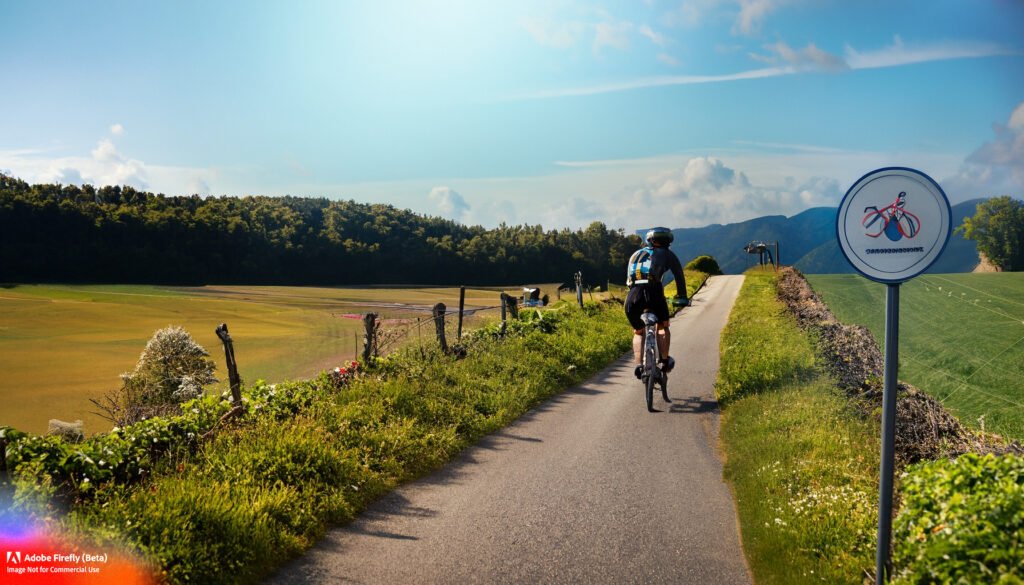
left=500, top=292, right=508, bottom=335
left=504, top=294, right=519, bottom=319
left=362, top=312, right=378, bottom=362
left=432, top=303, right=448, bottom=353
left=458, top=286, right=466, bottom=342
left=215, top=323, right=243, bottom=407
left=575, top=271, right=584, bottom=308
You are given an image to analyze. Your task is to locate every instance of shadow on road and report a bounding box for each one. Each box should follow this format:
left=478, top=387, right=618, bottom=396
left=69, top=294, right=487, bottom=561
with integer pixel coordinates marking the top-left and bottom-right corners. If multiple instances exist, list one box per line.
left=667, top=396, right=718, bottom=415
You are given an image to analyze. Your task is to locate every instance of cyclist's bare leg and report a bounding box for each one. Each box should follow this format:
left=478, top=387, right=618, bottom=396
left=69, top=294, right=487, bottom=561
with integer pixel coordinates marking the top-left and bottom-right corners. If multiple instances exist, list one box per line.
left=657, top=323, right=671, bottom=364
left=633, top=328, right=644, bottom=364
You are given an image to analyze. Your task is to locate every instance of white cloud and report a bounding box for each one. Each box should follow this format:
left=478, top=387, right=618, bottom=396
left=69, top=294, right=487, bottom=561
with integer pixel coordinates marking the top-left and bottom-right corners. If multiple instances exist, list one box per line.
left=593, top=20, right=634, bottom=53
left=750, top=41, right=848, bottom=71
left=428, top=186, right=471, bottom=221
left=515, top=35, right=1013, bottom=99
left=657, top=53, right=680, bottom=66
left=663, top=0, right=721, bottom=28
left=187, top=177, right=211, bottom=196
left=844, top=35, right=1017, bottom=70
left=540, top=197, right=605, bottom=229
left=638, top=24, right=670, bottom=47
left=0, top=136, right=217, bottom=194
left=733, top=0, right=785, bottom=36
left=942, top=101, right=1024, bottom=201
left=46, top=167, right=89, bottom=186
left=607, top=156, right=841, bottom=227
left=109, top=123, right=124, bottom=135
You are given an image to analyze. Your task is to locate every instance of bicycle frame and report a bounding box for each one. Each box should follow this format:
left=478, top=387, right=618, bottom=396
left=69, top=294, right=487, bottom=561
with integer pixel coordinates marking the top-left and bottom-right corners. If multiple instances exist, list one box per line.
left=640, top=311, right=669, bottom=411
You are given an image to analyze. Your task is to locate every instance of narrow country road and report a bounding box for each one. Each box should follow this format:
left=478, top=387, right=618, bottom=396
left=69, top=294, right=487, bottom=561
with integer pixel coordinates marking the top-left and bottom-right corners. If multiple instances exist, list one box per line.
left=268, top=275, right=749, bottom=585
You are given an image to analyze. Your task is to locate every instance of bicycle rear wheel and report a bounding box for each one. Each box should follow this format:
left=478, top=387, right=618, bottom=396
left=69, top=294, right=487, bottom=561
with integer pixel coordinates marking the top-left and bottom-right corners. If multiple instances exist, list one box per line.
left=644, top=338, right=657, bottom=412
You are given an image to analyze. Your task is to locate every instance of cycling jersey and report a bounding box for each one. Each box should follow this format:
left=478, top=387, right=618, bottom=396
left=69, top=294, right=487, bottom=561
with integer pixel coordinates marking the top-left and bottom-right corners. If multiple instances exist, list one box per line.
left=626, top=246, right=685, bottom=288
left=624, top=245, right=686, bottom=330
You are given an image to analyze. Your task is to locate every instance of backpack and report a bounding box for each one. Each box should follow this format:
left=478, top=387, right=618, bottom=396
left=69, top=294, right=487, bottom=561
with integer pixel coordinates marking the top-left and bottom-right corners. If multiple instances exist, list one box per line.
left=627, top=247, right=654, bottom=286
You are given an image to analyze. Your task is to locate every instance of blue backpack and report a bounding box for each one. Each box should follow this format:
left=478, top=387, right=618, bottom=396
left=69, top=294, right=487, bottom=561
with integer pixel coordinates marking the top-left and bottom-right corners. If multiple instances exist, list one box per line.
left=627, top=247, right=654, bottom=286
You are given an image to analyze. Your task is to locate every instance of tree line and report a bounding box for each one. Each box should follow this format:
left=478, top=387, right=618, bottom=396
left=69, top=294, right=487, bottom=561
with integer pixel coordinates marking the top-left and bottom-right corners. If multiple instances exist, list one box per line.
left=0, top=174, right=641, bottom=286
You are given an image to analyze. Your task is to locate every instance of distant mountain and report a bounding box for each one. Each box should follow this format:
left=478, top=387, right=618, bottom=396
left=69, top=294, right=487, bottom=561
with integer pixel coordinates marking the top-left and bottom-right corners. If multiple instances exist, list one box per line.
left=654, top=199, right=985, bottom=275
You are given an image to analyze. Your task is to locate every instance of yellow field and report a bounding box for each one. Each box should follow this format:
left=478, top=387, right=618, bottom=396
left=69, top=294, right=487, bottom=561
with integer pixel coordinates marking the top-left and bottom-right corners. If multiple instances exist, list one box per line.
left=0, top=283, right=561, bottom=435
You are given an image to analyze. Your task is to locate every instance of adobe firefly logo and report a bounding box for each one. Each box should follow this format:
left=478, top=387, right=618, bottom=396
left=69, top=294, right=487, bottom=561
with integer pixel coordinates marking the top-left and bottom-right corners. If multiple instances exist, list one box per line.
left=6, top=551, right=23, bottom=564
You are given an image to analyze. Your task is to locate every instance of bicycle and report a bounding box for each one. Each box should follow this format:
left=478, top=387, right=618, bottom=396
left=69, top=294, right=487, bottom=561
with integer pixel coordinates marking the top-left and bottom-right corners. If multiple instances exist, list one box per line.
left=639, top=311, right=671, bottom=412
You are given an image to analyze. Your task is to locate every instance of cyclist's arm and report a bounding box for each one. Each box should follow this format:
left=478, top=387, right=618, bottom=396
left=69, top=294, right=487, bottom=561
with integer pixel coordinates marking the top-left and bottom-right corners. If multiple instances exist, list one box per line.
left=669, top=253, right=687, bottom=300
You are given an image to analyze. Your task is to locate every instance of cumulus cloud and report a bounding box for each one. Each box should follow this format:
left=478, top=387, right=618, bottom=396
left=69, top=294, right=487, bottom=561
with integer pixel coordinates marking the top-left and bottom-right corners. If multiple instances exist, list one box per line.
left=608, top=156, right=840, bottom=228
left=1, top=134, right=219, bottom=195
left=428, top=186, right=471, bottom=222
left=109, top=123, right=124, bottom=135
left=750, top=41, right=848, bottom=71
left=46, top=167, right=89, bottom=186
left=942, top=101, right=1024, bottom=201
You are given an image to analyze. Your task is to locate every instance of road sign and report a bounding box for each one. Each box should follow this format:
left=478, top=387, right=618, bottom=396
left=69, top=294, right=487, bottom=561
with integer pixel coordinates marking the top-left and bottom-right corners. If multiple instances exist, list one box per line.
left=837, top=167, right=952, bottom=584
left=837, top=167, right=952, bottom=283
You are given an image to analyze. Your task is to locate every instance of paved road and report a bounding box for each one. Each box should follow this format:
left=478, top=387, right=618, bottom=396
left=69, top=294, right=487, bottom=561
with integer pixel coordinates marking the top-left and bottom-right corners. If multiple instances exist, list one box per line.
left=269, top=275, right=749, bottom=585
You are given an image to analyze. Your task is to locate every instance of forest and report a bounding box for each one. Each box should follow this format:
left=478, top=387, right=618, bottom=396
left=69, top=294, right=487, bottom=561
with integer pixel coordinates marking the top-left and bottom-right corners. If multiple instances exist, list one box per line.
left=0, top=174, right=639, bottom=286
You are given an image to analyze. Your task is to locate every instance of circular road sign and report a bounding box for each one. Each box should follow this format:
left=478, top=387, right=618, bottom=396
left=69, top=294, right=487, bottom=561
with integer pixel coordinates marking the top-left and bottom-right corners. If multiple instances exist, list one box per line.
left=837, top=167, right=952, bottom=283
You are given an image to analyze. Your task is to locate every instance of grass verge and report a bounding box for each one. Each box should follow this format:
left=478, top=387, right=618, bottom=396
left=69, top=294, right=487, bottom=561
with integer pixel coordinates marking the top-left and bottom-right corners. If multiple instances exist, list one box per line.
left=718, top=268, right=879, bottom=583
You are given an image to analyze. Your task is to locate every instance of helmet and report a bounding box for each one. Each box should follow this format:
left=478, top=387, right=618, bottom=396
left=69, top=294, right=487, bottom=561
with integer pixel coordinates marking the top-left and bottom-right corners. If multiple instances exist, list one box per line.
left=645, top=227, right=674, bottom=246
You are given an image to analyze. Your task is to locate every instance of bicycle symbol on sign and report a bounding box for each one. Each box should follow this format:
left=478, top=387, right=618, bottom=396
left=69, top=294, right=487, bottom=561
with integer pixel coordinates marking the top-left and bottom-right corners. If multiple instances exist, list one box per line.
left=862, top=191, right=921, bottom=242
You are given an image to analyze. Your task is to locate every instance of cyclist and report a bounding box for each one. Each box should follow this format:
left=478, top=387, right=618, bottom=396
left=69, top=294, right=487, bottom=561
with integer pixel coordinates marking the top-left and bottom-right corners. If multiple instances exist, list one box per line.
left=624, top=227, right=689, bottom=379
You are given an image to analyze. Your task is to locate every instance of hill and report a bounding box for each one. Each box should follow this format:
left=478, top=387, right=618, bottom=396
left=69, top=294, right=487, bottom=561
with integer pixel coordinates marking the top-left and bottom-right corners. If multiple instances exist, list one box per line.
left=658, top=199, right=985, bottom=274
left=0, top=174, right=637, bottom=286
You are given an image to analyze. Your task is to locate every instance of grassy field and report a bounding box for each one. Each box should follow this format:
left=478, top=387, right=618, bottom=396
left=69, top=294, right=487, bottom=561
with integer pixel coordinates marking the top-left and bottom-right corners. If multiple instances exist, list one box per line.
left=718, top=268, right=878, bottom=583
left=807, top=273, right=1024, bottom=441
left=0, top=283, right=559, bottom=435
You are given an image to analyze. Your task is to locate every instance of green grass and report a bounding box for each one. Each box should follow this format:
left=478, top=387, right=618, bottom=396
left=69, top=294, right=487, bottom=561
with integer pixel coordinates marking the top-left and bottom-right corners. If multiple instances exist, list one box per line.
left=807, top=273, right=1024, bottom=441
left=0, top=283, right=554, bottom=435
left=718, top=268, right=879, bottom=584
left=5, top=298, right=639, bottom=584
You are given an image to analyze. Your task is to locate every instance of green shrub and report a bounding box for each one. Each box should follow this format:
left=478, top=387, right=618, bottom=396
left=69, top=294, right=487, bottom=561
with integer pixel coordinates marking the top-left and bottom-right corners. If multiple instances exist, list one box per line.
left=94, top=326, right=218, bottom=426
left=686, top=255, right=723, bottom=275
left=893, top=453, right=1024, bottom=584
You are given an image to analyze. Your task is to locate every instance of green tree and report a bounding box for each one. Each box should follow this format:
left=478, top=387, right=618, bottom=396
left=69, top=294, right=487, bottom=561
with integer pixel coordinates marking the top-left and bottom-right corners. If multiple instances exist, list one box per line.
left=956, top=196, right=1024, bottom=271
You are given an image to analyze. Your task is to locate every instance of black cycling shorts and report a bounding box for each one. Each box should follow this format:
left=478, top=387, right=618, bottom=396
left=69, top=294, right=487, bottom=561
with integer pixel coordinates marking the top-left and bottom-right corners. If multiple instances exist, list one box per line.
left=624, top=283, right=670, bottom=330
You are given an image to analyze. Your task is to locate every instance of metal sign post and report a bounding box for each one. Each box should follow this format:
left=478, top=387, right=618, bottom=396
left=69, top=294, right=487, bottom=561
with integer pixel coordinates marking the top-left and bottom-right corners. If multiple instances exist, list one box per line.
left=877, top=283, right=900, bottom=580
left=836, top=167, right=951, bottom=584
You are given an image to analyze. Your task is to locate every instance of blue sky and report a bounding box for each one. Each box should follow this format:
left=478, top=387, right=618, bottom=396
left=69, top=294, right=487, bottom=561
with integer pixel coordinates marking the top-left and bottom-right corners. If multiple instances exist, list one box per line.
left=1, top=0, right=1022, bottom=229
